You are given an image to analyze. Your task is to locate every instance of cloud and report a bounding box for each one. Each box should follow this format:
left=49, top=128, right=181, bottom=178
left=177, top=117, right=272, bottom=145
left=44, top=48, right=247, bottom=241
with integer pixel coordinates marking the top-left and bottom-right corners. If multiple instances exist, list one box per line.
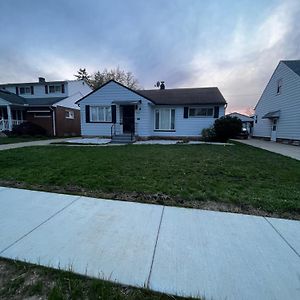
left=0, top=0, right=299, bottom=114
left=187, top=0, right=300, bottom=113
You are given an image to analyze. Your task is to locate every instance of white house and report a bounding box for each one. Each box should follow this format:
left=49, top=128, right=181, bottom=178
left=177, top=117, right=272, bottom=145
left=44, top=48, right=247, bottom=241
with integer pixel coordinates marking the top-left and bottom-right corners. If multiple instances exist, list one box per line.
left=76, top=80, right=227, bottom=142
left=0, top=77, right=92, bottom=136
left=227, top=112, right=254, bottom=134
left=253, top=60, right=300, bottom=144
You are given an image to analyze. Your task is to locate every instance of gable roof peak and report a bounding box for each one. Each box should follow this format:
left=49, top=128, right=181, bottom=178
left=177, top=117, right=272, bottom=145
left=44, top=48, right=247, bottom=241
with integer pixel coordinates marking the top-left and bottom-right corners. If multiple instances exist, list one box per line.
left=281, top=60, right=300, bottom=77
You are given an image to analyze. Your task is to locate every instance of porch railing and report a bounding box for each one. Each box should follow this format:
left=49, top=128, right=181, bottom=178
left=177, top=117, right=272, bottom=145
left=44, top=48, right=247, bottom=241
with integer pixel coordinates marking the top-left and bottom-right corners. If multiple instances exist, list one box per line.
left=0, top=119, right=23, bottom=132
left=111, top=122, right=137, bottom=141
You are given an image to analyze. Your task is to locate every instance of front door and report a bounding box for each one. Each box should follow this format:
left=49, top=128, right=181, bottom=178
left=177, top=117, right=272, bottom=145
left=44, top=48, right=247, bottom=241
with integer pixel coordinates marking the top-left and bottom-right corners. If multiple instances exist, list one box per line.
left=122, top=105, right=135, bottom=134
left=271, top=118, right=278, bottom=141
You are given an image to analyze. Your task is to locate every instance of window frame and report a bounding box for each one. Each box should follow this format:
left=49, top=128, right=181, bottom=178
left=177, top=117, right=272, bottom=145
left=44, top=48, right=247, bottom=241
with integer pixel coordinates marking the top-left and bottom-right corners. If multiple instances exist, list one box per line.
left=276, top=79, right=282, bottom=95
left=154, top=108, right=176, bottom=131
left=65, top=110, right=75, bottom=120
left=49, top=85, right=62, bottom=94
left=19, top=86, right=31, bottom=95
left=90, top=105, right=112, bottom=123
left=34, top=112, right=51, bottom=118
left=188, top=107, right=214, bottom=118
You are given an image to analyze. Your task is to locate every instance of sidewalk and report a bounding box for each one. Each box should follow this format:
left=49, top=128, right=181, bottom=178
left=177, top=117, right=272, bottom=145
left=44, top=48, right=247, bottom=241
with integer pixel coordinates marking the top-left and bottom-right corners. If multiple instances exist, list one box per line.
left=0, top=187, right=299, bottom=299
left=233, top=138, right=300, bottom=160
left=0, top=138, right=77, bottom=151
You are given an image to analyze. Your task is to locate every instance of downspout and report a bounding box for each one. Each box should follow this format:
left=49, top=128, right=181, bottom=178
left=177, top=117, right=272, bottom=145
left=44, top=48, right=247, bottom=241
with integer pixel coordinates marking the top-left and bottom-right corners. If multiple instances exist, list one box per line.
left=50, top=107, right=56, bottom=136
left=7, top=105, right=12, bottom=131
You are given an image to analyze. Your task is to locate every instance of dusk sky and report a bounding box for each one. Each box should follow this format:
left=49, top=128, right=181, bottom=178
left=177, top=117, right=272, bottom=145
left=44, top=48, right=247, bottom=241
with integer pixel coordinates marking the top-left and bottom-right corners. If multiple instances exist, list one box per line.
left=1, top=0, right=299, bottom=113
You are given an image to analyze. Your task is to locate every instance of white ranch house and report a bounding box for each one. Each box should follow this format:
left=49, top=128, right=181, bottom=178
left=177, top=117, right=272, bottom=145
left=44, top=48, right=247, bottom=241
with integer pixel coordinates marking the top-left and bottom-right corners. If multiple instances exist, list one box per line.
left=253, top=60, right=300, bottom=145
left=76, top=80, right=227, bottom=142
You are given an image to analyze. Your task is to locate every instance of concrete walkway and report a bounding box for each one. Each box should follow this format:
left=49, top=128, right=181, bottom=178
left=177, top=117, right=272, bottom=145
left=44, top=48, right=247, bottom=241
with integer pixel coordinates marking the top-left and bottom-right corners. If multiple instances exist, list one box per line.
left=0, top=187, right=300, bottom=299
left=0, top=138, right=77, bottom=151
left=234, top=138, right=300, bottom=161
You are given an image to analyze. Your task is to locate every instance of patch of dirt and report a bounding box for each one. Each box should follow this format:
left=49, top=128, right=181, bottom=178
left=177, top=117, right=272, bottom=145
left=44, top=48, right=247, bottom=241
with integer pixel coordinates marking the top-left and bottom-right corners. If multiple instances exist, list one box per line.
left=0, top=180, right=299, bottom=220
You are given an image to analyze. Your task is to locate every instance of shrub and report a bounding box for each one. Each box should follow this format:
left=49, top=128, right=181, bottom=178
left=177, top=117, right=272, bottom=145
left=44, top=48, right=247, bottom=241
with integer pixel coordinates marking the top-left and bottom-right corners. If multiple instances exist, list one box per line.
left=214, top=116, right=242, bottom=142
left=201, top=126, right=216, bottom=142
left=12, top=122, right=47, bottom=136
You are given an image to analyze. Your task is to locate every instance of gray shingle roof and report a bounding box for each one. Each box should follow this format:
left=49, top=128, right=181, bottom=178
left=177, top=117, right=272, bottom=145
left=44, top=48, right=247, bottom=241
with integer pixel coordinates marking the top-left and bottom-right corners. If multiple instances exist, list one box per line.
left=282, top=60, right=300, bottom=77
left=137, top=87, right=226, bottom=105
left=0, top=90, right=66, bottom=106
left=24, top=97, right=67, bottom=106
left=0, top=90, right=27, bottom=105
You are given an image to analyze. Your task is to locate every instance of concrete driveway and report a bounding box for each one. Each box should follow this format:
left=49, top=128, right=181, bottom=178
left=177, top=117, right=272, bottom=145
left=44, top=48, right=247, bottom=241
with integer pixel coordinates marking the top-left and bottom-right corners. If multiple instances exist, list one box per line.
left=0, top=187, right=300, bottom=299
left=234, top=138, right=300, bottom=161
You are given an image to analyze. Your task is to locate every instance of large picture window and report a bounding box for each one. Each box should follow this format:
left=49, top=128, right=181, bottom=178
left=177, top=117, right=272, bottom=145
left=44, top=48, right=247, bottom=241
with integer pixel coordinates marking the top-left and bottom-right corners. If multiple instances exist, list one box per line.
left=90, top=106, right=112, bottom=122
left=155, top=108, right=175, bottom=130
left=189, top=107, right=213, bottom=117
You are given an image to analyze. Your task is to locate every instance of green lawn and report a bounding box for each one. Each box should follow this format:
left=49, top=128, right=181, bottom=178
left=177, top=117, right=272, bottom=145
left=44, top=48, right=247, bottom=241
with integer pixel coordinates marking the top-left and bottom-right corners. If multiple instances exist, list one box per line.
left=0, top=143, right=299, bottom=217
left=0, top=258, right=193, bottom=300
left=0, top=136, right=48, bottom=144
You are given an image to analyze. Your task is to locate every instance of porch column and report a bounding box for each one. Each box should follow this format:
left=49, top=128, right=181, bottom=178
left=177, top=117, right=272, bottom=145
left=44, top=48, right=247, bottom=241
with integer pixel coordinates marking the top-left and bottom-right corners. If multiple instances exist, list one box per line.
left=7, top=105, right=12, bottom=131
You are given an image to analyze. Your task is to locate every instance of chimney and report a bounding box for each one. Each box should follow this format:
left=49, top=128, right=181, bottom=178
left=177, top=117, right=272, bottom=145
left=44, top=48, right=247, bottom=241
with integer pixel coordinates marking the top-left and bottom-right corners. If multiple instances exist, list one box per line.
left=39, top=77, right=46, bottom=83
left=160, top=81, right=165, bottom=90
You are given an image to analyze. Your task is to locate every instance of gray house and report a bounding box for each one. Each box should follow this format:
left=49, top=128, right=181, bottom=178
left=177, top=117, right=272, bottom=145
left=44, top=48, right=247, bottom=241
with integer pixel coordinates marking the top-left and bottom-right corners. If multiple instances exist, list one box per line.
left=253, top=60, right=300, bottom=144
left=76, top=80, right=227, bottom=141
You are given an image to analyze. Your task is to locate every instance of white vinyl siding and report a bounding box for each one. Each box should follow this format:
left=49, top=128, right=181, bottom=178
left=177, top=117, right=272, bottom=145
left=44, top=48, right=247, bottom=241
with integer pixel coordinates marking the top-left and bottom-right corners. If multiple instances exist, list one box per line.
left=155, top=108, right=175, bottom=130
left=79, top=81, right=153, bottom=137
left=90, top=106, right=112, bottom=122
left=253, top=62, right=300, bottom=140
left=79, top=81, right=226, bottom=137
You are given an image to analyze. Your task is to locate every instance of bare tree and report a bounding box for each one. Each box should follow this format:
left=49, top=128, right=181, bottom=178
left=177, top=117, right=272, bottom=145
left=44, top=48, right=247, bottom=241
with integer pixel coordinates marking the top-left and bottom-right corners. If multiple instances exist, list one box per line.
left=89, top=67, right=140, bottom=90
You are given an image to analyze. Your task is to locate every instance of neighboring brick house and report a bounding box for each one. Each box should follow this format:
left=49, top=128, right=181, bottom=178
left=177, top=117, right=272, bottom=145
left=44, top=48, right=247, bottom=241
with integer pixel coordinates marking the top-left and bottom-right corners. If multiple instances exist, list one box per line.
left=0, top=77, right=92, bottom=136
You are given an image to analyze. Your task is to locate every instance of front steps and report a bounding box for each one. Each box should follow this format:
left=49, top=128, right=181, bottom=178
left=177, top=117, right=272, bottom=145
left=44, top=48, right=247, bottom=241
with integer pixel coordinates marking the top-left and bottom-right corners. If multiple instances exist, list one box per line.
left=111, top=134, right=136, bottom=144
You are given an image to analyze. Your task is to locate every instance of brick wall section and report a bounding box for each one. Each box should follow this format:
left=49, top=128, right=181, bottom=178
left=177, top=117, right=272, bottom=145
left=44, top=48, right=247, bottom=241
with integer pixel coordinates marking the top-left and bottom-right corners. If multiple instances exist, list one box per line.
left=55, top=106, right=81, bottom=137
left=25, top=110, right=54, bottom=136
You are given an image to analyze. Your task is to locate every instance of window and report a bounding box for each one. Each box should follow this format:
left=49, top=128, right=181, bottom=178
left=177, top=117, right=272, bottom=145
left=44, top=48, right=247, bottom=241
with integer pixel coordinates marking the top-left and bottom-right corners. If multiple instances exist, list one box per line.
left=90, top=106, right=112, bottom=122
left=277, top=79, right=282, bottom=94
left=34, top=112, right=51, bottom=118
left=20, top=86, right=31, bottom=94
left=155, top=108, right=175, bottom=130
left=65, top=110, right=74, bottom=119
left=49, top=85, right=61, bottom=93
left=189, top=107, right=213, bottom=117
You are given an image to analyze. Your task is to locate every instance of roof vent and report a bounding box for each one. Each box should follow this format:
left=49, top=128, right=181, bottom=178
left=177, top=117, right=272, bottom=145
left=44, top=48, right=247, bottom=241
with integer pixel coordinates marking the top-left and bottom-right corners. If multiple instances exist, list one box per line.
left=154, top=81, right=165, bottom=89
left=39, top=77, right=46, bottom=83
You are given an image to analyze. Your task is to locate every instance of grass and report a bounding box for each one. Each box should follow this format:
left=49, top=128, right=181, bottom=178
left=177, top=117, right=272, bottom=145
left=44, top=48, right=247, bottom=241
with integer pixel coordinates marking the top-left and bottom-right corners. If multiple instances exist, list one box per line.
left=0, top=258, right=194, bottom=300
left=0, top=143, right=299, bottom=216
left=0, top=136, right=49, bottom=145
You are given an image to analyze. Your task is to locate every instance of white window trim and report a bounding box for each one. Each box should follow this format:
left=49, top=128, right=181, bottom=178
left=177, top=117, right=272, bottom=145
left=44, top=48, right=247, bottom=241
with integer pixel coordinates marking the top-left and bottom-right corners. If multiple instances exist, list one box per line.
left=188, top=107, right=214, bottom=118
left=34, top=113, right=51, bottom=118
left=154, top=108, right=176, bottom=131
left=65, top=110, right=74, bottom=119
left=90, top=105, right=112, bottom=123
